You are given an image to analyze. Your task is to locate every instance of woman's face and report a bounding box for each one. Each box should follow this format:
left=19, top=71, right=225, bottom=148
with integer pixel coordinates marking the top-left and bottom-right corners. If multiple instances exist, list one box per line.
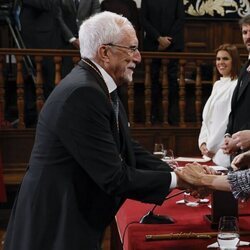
left=216, top=50, right=233, bottom=77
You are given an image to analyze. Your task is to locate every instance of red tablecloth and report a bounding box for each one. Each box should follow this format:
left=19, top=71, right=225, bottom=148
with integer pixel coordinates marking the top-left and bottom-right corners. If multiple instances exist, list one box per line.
left=116, top=190, right=250, bottom=250
left=0, top=151, right=6, bottom=202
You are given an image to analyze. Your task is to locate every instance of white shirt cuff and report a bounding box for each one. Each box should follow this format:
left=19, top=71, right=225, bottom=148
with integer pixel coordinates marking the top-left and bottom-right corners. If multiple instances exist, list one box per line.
left=69, top=37, right=77, bottom=43
left=170, top=172, right=177, bottom=189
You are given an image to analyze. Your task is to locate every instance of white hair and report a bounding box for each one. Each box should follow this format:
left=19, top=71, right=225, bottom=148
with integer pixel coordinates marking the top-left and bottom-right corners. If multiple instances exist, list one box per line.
left=79, top=11, right=134, bottom=59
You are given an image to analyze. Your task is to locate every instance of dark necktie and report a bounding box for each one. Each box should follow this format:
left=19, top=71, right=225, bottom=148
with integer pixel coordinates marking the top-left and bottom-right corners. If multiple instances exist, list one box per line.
left=110, top=90, right=119, bottom=130
left=74, top=0, right=79, bottom=10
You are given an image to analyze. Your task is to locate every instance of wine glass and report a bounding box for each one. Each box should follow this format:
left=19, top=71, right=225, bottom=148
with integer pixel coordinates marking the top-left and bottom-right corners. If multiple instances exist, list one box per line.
left=153, top=143, right=165, bottom=159
left=164, top=149, right=179, bottom=169
left=217, top=216, right=240, bottom=250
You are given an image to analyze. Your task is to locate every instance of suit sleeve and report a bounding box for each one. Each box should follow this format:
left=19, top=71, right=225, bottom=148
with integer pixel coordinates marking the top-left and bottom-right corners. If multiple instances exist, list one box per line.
left=140, top=0, right=160, bottom=42
left=168, top=0, right=185, bottom=47
left=57, top=6, right=74, bottom=42
left=91, top=0, right=101, bottom=13
left=22, top=0, right=59, bottom=11
left=55, top=87, right=172, bottom=205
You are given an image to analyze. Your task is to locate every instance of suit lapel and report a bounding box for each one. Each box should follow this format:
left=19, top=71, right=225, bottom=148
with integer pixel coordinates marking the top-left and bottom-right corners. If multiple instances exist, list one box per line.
left=77, top=0, right=85, bottom=15
left=236, top=62, right=249, bottom=101
left=69, top=0, right=76, bottom=13
left=78, top=58, right=110, bottom=98
left=78, top=58, right=121, bottom=149
left=237, top=74, right=250, bottom=101
left=231, top=62, right=247, bottom=107
left=118, top=99, right=131, bottom=155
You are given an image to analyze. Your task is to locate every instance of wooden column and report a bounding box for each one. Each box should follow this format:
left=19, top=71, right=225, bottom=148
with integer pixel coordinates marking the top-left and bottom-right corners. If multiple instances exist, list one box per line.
left=0, top=56, right=5, bottom=125
left=161, top=59, right=169, bottom=126
left=16, top=56, right=25, bottom=128
left=34, top=56, right=45, bottom=114
left=195, top=60, right=202, bottom=125
left=179, top=59, right=186, bottom=127
left=54, top=56, right=62, bottom=85
left=144, top=59, right=152, bottom=126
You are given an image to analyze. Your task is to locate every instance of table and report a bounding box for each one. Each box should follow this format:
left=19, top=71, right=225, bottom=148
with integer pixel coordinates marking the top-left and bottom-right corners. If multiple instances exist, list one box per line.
left=115, top=189, right=250, bottom=250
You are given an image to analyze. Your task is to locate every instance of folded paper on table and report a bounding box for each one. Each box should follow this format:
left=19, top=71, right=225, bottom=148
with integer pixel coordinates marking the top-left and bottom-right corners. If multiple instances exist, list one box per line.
left=207, top=241, right=250, bottom=248
left=176, top=199, right=209, bottom=204
left=175, top=156, right=211, bottom=163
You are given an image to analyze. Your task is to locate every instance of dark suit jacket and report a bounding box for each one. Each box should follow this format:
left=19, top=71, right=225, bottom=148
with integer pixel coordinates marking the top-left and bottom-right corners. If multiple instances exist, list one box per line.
left=20, top=0, right=62, bottom=49
left=100, top=0, right=140, bottom=37
left=59, top=0, right=100, bottom=42
left=226, top=61, right=250, bottom=134
left=4, top=59, right=173, bottom=250
left=141, top=0, right=185, bottom=51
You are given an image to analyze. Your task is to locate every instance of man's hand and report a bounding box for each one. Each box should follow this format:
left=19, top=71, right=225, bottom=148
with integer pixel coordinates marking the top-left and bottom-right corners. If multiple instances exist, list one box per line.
left=200, top=143, right=214, bottom=158
left=232, top=130, right=250, bottom=151
left=231, top=150, right=250, bottom=169
left=175, top=164, right=212, bottom=198
left=157, top=36, right=172, bottom=50
left=176, top=173, right=193, bottom=190
left=175, top=163, right=217, bottom=185
left=175, top=164, right=204, bottom=186
left=221, top=137, right=239, bottom=155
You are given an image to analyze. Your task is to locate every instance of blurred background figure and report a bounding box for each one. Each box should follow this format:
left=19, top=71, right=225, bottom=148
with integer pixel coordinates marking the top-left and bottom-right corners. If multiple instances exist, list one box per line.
left=199, top=44, right=240, bottom=167
left=100, top=0, right=140, bottom=41
left=19, top=0, right=63, bottom=126
left=100, top=0, right=140, bottom=113
left=141, top=0, right=185, bottom=125
left=59, top=0, right=100, bottom=77
left=221, top=15, right=250, bottom=159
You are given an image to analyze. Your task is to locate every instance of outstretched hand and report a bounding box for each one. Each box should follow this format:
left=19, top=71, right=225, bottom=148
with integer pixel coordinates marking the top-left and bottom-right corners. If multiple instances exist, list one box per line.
left=221, top=137, right=239, bottom=155
left=176, top=163, right=214, bottom=186
left=175, top=163, right=212, bottom=198
left=231, top=150, right=250, bottom=169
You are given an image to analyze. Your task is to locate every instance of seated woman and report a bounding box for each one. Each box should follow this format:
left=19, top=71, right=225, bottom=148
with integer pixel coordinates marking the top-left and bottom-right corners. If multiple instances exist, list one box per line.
left=177, top=148, right=250, bottom=200
left=199, top=44, right=241, bottom=166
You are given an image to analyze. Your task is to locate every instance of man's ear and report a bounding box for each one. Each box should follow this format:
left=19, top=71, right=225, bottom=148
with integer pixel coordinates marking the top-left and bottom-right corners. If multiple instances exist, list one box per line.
left=98, top=45, right=110, bottom=63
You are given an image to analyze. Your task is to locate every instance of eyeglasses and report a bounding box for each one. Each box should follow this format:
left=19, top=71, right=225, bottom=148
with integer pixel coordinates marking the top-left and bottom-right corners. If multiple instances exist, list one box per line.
left=104, top=43, right=139, bottom=56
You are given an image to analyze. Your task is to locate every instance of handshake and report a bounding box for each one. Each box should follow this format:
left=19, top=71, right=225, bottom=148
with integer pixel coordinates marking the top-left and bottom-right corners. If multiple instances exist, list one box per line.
left=175, top=133, right=250, bottom=200
left=174, top=163, right=230, bottom=198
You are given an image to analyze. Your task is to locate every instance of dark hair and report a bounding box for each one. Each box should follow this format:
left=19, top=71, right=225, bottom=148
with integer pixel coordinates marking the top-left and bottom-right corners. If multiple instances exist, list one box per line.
left=239, top=14, right=250, bottom=28
left=215, top=43, right=241, bottom=80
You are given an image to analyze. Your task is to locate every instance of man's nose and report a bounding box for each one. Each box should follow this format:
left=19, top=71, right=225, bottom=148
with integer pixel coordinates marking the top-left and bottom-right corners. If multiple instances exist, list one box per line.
left=133, top=50, right=141, bottom=63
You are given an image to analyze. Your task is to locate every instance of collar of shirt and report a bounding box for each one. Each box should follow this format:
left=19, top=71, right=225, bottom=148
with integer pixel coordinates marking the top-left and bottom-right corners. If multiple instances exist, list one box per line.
left=91, top=60, right=117, bottom=94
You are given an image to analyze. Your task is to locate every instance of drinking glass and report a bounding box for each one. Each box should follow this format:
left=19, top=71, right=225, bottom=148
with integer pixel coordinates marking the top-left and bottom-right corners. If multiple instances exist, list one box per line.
left=153, top=143, right=165, bottom=159
left=217, top=216, right=240, bottom=250
left=164, top=149, right=179, bottom=169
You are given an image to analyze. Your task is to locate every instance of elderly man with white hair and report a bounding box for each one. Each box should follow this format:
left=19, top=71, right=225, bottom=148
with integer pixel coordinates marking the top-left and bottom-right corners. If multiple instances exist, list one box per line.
left=3, top=11, right=190, bottom=250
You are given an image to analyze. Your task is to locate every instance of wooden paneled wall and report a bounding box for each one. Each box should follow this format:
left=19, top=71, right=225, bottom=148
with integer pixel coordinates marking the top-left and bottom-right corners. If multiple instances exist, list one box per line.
left=184, top=19, right=245, bottom=53
left=0, top=18, right=245, bottom=53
